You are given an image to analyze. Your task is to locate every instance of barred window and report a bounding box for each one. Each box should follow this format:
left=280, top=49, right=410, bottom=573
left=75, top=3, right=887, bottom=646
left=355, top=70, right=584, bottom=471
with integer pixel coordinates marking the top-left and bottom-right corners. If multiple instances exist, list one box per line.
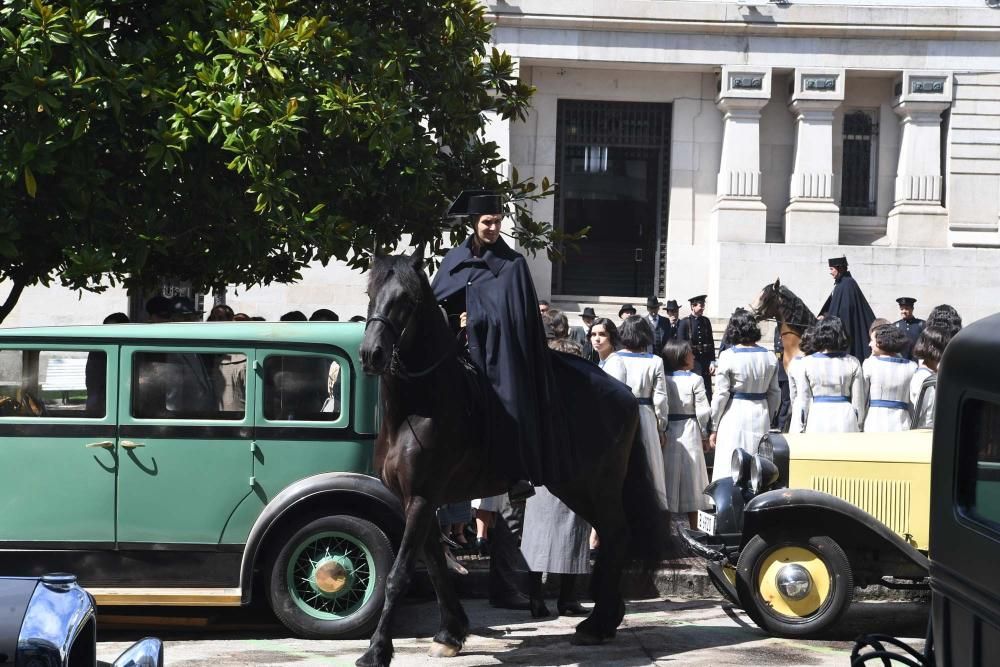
left=840, top=110, right=879, bottom=217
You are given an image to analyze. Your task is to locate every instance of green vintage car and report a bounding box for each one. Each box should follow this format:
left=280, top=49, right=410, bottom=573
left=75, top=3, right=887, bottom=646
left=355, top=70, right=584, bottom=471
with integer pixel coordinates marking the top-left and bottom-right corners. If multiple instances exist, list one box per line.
left=0, top=322, right=402, bottom=639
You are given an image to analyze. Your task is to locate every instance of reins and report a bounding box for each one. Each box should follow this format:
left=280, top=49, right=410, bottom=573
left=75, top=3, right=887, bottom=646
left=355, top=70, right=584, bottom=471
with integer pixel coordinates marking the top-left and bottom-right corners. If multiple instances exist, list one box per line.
left=366, top=304, right=460, bottom=381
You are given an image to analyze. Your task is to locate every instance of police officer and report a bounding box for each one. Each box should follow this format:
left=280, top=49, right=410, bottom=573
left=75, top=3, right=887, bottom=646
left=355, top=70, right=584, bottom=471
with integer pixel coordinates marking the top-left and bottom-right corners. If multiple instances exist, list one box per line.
left=678, top=294, right=716, bottom=401
left=893, top=297, right=925, bottom=360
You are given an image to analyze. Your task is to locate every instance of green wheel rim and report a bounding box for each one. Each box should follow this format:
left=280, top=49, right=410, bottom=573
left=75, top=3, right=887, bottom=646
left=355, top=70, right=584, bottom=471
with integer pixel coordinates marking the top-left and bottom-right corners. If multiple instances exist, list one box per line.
left=286, top=530, right=376, bottom=620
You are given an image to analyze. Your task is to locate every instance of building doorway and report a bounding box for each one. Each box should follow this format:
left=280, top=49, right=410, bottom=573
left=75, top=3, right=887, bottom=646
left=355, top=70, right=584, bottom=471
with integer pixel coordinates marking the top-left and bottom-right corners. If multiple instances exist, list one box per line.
left=553, top=100, right=671, bottom=297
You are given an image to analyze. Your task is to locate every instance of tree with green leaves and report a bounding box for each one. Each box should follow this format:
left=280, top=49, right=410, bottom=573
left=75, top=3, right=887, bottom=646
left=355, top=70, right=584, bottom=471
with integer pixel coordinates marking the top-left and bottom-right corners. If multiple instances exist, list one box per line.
left=0, top=0, right=571, bottom=323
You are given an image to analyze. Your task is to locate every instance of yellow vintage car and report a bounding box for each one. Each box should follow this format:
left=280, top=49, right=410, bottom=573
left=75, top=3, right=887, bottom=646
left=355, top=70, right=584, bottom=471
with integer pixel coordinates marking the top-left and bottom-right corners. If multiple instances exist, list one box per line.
left=683, top=427, right=932, bottom=637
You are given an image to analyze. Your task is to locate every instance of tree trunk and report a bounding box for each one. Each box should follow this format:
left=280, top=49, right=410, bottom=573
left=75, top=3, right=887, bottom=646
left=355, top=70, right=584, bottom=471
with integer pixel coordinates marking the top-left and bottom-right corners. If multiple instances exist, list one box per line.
left=0, top=279, right=26, bottom=325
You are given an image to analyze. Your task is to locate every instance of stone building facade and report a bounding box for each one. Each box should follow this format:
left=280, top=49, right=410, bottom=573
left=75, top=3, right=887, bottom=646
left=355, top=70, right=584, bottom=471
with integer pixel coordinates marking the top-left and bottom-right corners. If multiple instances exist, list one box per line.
left=489, top=0, right=1000, bottom=324
left=2, top=0, right=1000, bottom=327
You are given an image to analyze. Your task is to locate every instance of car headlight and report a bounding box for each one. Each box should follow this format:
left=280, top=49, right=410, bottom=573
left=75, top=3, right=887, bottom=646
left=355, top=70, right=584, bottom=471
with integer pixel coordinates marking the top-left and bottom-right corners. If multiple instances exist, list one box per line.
left=750, top=455, right=780, bottom=494
left=731, top=447, right=752, bottom=487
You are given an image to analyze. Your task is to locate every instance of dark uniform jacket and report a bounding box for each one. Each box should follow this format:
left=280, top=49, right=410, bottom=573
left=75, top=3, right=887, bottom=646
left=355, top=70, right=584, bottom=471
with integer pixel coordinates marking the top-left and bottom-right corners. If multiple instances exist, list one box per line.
left=678, top=315, right=716, bottom=366
left=894, top=317, right=926, bottom=360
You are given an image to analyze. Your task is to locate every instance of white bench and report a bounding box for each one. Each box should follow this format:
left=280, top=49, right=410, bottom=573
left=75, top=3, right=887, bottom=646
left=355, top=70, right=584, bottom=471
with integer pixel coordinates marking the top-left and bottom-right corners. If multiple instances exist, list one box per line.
left=41, top=358, right=89, bottom=401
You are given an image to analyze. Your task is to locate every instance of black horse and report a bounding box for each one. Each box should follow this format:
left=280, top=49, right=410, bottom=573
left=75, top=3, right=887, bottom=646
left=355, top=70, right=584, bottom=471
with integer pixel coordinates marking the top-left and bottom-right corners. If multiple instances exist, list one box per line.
left=751, top=278, right=818, bottom=372
left=357, top=249, right=670, bottom=667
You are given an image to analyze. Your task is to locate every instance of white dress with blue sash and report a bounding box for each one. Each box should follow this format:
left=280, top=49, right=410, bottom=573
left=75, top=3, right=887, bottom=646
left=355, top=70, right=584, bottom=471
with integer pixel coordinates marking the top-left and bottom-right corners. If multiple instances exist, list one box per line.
left=663, top=371, right=712, bottom=512
left=710, top=346, right=781, bottom=482
left=801, top=352, right=866, bottom=433
left=862, top=355, right=917, bottom=432
left=603, top=352, right=668, bottom=507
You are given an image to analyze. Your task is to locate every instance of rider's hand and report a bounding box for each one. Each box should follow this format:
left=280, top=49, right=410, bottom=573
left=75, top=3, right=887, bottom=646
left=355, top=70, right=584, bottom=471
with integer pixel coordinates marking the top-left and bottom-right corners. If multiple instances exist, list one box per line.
left=459, top=311, right=467, bottom=328
left=708, top=432, right=717, bottom=451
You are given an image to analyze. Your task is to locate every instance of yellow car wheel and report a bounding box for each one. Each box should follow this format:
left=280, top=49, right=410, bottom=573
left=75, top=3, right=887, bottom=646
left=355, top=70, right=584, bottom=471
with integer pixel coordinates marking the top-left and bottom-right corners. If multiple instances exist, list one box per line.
left=735, top=533, right=853, bottom=638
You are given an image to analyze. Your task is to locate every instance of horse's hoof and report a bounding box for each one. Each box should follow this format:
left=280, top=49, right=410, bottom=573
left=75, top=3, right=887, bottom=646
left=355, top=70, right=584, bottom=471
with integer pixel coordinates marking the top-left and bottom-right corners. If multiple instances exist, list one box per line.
left=356, top=647, right=391, bottom=667
left=428, top=641, right=462, bottom=658
left=570, top=630, right=608, bottom=646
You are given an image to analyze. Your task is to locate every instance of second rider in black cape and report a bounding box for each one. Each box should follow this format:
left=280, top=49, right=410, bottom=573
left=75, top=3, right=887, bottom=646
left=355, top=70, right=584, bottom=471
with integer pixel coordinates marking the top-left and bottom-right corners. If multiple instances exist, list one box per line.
left=431, top=191, right=635, bottom=487
left=819, top=256, right=876, bottom=361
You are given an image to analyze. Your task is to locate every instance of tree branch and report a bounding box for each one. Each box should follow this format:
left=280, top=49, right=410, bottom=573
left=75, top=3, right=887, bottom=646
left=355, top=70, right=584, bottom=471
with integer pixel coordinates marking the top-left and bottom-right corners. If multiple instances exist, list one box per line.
left=0, top=279, right=27, bottom=325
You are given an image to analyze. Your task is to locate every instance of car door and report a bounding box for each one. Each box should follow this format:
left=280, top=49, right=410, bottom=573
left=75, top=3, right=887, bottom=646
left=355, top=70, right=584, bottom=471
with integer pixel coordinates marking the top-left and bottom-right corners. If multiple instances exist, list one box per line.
left=0, top=344, right=118, bottom=543
left=116, top=345, right=255, bottom=544
left=249, top=347, right=371, bottom=505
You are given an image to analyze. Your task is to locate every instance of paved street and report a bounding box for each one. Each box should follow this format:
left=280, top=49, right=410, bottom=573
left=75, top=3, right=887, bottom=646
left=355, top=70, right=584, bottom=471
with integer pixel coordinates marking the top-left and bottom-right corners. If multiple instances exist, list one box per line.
left=96, top=597, right=927, bottom=666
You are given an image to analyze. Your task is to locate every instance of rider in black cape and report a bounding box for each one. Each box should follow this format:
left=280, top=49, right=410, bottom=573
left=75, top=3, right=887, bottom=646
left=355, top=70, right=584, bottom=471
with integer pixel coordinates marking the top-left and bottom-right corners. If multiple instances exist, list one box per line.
left=431, top=191, right=635, bottom=487
left=819, top=256, right=876, bottom=361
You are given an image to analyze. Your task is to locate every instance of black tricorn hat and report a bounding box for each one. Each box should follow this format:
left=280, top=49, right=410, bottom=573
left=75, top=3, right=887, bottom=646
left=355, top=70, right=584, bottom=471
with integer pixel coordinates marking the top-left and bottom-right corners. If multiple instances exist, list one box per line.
left=447, top=189, right=503, bottom=217
left=665, top=300, right=680, bottom=311
left=645, top=296, right=663, bottom=308
left=581, top=307, right=597, bottom=318
left=688, top=294, right=707, bottom=304
left=896, top=297, right=917, bottom=307
left=618, top=303, right=636, bottom=318
left=828, top=256, right=848, bottom=268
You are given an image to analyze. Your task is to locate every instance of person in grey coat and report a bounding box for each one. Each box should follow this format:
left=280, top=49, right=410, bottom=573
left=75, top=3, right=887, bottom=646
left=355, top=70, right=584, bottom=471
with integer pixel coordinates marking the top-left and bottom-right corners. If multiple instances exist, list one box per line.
left=520, top=336, right=592, bottom=618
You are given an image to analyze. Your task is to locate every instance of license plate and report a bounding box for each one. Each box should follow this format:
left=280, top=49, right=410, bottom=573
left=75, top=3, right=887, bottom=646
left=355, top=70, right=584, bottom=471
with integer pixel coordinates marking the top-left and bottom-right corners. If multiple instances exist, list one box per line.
left=697, top=510, right=717, bottom=535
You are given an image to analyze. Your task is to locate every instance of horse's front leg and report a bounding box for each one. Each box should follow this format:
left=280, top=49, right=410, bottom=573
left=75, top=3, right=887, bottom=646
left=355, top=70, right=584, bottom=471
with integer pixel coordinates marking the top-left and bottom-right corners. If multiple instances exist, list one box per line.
left=357, top=495, right=435, bottom=667
left=422, top=525, right=470, bottom=658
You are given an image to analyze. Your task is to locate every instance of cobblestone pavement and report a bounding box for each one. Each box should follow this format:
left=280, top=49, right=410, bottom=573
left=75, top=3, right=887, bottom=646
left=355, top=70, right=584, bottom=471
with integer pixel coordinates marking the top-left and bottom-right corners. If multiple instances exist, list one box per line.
left=96, top=597, right=928, bottom=666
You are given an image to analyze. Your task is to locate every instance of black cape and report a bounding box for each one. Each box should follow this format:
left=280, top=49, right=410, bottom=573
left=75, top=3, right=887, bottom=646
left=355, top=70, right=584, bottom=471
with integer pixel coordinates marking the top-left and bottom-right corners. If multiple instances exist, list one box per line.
left=820, top=271, right=876, bottom=361
left=431, top=236, right=635, bottom=486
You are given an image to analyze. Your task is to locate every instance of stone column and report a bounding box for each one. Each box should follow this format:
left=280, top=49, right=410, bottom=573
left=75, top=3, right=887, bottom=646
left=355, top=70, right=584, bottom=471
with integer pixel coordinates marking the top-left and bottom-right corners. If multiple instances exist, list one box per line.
left=784, top=69, right=844, bottom=244
left=886, top=71, right=952, bottom=247
left=710, top=66, right=771, bottom=243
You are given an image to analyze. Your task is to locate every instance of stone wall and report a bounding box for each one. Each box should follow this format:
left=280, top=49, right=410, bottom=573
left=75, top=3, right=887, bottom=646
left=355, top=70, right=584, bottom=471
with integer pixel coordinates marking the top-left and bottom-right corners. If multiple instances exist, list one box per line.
left=948, top=72, right=1000, bottom=247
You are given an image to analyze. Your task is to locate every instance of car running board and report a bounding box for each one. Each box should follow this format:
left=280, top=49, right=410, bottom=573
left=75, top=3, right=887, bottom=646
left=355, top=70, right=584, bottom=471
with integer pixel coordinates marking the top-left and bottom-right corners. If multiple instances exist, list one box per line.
left=88, top=587, right=242, bottom=606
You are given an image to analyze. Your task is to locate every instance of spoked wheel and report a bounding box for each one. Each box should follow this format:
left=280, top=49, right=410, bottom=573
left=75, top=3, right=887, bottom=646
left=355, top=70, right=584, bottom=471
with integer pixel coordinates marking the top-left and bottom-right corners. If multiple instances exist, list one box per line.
left=735, top=533, right=853, bottom=638
left=268, top=515, right=393, bottom=639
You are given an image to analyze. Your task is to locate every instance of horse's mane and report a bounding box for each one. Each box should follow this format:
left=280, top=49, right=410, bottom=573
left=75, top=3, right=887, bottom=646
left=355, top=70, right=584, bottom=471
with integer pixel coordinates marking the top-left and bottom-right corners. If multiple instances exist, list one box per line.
left=759, top=281, right=817, bottom=332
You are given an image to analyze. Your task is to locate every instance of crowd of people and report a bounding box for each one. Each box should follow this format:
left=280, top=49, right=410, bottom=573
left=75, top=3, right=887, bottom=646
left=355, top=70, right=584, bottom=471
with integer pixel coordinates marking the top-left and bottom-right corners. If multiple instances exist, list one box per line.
left=440, top=251, right=963, bottom=618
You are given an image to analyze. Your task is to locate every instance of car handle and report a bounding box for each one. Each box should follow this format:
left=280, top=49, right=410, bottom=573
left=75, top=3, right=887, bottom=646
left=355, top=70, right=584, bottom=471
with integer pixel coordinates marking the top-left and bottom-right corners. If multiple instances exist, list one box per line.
left=120, top=440, right=145, bottom=449
left=85, top=441, right=115, bottom=449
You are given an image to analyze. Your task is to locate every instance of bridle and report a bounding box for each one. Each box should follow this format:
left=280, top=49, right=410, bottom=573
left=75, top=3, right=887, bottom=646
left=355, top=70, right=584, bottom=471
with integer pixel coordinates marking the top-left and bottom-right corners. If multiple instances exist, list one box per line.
left=365, top=300, right=457, bottom=380
left=753, top=288, right=816, bottom=332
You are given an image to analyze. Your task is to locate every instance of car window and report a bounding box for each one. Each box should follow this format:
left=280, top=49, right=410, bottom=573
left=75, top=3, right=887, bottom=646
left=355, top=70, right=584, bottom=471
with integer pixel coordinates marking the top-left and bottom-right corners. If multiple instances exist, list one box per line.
left=131, top=351, right=246, bottom=420
left=0, top=349, right=107, bottom=418
left=262, top=355, right=341, bottom=421
left=958, top=399, right=1000, bottom=532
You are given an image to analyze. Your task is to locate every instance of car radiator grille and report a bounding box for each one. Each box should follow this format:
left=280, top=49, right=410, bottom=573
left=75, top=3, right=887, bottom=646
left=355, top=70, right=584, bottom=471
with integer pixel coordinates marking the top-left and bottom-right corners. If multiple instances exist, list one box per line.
left=810, top=477, right=911, bottom=537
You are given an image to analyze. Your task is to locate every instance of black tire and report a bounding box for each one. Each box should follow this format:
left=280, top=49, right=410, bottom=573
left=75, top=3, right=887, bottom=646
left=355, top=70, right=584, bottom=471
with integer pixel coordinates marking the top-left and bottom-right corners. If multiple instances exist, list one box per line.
left=735, top=532, right=853, bottom=638
left=267, top=514, right=393, bottom=639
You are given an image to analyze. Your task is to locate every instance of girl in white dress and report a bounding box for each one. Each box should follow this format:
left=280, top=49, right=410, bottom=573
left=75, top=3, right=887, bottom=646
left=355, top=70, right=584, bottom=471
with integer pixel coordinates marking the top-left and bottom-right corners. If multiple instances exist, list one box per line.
left=603, top=316, right=669, bottom=508
left=661, top=340, right=712, bottom=528
left=909, top=326, right=949, bottom=429
left=709, top=312, right=780, bottom=482
left=589, top=317, right=621, bottom=369
left=786, top=327, right=815, bottom=434
left=863, top=324, right=917, bottom=432
left=801, top=317, right=866, bottom=433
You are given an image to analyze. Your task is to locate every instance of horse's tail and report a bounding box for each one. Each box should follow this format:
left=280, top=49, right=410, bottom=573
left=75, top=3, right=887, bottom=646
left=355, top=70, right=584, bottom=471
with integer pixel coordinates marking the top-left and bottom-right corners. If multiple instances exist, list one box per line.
left=622, top=419, right=685, bottom=566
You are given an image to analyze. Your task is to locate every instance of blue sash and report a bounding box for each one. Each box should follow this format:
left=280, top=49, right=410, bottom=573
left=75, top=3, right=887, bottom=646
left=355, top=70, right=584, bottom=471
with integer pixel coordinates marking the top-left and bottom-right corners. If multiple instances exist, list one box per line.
left=870, top=399, right=908, bottom=410
left=814, top=395, right=850, bottom=403
left=733, top=392, right=767, bottom=400
left=637, top=397, right=653, bottom=406
left=668, top=413, right=696, bottom=421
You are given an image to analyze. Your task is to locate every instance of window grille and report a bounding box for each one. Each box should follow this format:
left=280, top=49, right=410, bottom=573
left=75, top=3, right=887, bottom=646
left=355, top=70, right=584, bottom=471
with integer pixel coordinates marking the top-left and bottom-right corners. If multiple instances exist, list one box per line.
left=840, top=110, right=879, bottom=217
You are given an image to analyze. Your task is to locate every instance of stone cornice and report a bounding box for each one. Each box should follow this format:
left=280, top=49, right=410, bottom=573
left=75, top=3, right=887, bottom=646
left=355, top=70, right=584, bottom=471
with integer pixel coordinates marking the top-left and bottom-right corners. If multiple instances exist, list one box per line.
left=486, top=1, right=1000, bottom=40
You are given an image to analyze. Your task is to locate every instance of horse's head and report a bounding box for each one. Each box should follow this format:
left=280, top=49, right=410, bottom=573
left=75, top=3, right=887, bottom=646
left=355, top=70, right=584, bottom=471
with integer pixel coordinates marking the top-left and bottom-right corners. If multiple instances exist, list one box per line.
left=750, top=278, right=782, bottom=321
left=360, top=247, right=427, bottom=375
